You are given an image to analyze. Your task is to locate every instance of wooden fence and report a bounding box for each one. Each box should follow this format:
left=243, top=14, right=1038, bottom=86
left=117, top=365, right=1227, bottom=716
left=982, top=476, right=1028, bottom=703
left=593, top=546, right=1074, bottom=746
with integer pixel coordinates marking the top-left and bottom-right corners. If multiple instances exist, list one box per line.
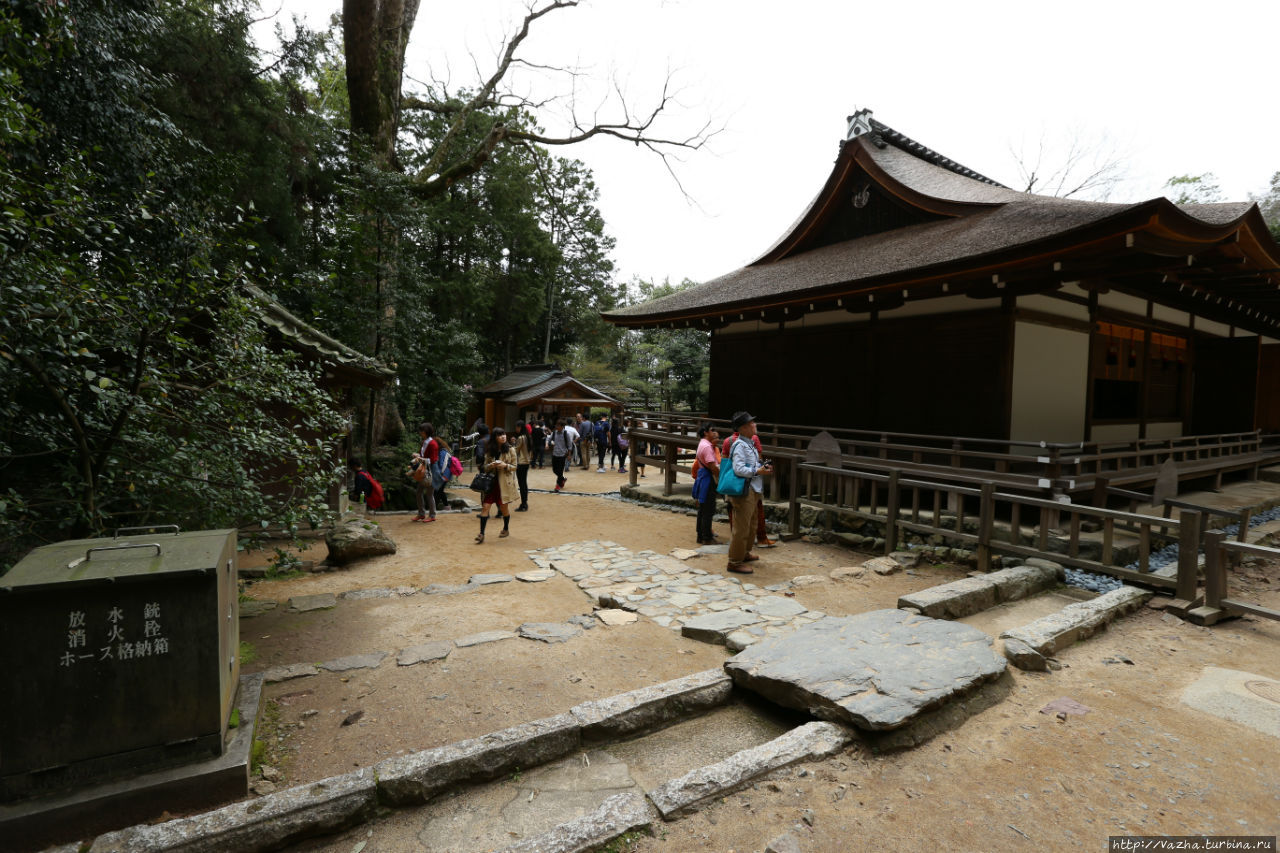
left=1202, top=530, right=1280, bottom=623
left=790, top=460, right=1192, bottom=592
left=624, top=410, right=1275, bottom=502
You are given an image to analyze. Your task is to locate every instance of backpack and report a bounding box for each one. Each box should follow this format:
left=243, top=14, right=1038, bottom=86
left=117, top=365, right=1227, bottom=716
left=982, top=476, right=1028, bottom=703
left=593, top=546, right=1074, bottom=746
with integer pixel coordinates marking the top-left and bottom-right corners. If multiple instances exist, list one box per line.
left=437, top=447, right=454, bottom=482
left=447, top=450, right=463, bottom=479
left=365, top=473, right=386, bottom=509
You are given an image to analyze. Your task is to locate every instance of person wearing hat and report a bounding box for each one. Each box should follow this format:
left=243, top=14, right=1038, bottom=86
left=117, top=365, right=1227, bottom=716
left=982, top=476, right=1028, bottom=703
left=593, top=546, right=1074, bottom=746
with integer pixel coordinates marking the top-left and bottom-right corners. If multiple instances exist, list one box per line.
left=725, top=411, right=772, bottom=573
left=722, top=420, right=777, bottom=548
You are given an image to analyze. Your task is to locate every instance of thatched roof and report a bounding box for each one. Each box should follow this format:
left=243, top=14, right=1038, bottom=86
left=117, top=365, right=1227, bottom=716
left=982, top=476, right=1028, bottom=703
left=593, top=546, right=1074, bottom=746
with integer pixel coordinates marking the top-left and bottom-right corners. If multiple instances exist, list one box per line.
left=603, top=110, right=1280, bottom=335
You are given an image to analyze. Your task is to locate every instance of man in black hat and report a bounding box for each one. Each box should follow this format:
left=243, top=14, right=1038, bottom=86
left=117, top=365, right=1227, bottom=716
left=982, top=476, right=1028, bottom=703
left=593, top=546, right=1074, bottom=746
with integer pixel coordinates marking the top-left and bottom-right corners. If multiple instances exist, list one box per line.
left=725, top=411, right=772, bottom=573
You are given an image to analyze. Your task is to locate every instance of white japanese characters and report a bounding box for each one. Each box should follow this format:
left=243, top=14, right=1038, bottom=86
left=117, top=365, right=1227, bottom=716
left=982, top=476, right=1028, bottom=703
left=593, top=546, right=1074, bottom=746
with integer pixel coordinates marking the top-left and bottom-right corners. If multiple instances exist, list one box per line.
left=60, top=602, right=171, bottom=666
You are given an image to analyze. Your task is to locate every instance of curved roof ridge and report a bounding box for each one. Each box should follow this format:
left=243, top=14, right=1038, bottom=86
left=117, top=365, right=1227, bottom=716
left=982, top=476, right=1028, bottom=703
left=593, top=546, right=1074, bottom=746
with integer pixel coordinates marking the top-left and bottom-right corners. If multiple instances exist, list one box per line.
left=848, top=108, right=1009, bottom=188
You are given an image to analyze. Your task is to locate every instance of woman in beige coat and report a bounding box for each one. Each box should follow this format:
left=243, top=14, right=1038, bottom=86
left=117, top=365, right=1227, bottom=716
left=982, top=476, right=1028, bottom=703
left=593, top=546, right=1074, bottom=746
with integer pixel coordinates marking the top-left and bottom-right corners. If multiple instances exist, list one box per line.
left=476, top=428, right=519, bottom=543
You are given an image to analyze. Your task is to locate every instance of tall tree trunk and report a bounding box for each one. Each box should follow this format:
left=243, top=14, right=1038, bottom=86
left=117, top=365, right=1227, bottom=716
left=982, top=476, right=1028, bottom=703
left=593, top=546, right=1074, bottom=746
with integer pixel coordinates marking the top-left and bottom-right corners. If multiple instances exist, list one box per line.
left=343, top=0, right=420, bottom=169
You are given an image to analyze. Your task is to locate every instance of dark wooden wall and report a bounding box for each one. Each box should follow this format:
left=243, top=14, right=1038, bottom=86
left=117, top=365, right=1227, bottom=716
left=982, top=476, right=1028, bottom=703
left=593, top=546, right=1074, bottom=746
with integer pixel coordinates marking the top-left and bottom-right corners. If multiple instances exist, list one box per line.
left=1255, top=344, right=1280, bottom=432
left=1190, top=336, right=1259, bottom=435
left=709, top=309, right=1013, bottom=438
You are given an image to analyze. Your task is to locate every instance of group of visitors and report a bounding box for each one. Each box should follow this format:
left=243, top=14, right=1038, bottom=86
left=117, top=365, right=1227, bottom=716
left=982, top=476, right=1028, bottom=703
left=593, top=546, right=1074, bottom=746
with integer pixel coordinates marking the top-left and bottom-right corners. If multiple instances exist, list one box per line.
left=693, top=410, right=776, bottom=575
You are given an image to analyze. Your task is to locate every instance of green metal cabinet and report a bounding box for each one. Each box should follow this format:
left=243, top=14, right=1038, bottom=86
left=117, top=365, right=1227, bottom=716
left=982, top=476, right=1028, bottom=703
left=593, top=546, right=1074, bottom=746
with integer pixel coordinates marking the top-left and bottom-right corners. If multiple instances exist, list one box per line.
left=0, top=528, right=239, bottom=800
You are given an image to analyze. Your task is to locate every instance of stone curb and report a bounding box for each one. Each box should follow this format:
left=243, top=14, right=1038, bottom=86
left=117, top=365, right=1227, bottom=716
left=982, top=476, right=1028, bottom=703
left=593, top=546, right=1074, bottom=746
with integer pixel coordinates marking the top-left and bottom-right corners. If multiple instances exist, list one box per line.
left=646, top=721, right=856, bottom=818
left=999, top=585, right=1152, bottom=670
left=76, top=669, right=739, bottom=851
left=376, top=714, right=581, bottom=806
left=570, top=669, right=733, bottom=742
left=88, top=768, right=377, bottom=853
left=897, top=563, right=1062, bottom=619
left=495, top=791, right=657, bottom=853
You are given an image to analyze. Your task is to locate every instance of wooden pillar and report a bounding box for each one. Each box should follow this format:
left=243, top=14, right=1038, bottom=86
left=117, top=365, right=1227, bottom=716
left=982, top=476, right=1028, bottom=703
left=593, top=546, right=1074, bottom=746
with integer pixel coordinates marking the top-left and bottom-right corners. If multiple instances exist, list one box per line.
left=976, top=483, right=995, bottom=571
left=628, top=425, right=638, bottom=487
left=1203, top=529, right=1227, bottom=609
left=884, top=471, right=900, bottom=555
left=1172, top=509, right=1202, bottom=611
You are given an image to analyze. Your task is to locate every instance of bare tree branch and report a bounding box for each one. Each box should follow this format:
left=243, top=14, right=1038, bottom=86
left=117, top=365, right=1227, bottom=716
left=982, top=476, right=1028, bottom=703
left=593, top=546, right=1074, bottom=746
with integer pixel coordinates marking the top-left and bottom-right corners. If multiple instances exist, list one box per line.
left=393, top=1, right=719, bottom=201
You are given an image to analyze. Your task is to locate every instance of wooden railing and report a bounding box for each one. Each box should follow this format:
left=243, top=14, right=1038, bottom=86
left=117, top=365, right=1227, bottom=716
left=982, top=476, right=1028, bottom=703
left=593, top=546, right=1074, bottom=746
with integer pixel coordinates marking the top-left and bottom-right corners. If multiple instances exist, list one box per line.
left=625, top=410, right=1276, bottom=501
left=1202, top=530, right=1280, bottom=623
left=790, top=459, right=1192, bottom=591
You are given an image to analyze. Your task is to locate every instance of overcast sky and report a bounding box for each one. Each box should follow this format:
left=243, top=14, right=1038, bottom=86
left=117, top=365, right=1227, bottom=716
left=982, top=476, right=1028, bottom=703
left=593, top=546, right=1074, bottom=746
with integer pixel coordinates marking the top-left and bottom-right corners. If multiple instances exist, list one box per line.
left=256, top=0, right=1280, bottom=290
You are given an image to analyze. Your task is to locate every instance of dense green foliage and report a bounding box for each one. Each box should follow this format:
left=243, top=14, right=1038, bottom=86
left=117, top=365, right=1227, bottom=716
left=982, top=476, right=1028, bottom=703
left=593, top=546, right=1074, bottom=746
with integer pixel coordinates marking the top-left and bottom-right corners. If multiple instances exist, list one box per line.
left=0, top=1, right=347, bottom=566
left=0, top=0, right=708, bottom=566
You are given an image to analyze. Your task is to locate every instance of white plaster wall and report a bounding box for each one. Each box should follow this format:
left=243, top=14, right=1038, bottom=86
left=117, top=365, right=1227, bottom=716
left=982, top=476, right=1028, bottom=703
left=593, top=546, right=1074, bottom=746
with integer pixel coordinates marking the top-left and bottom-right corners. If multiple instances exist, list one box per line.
left=1010, top=320, right=1089, bottom=442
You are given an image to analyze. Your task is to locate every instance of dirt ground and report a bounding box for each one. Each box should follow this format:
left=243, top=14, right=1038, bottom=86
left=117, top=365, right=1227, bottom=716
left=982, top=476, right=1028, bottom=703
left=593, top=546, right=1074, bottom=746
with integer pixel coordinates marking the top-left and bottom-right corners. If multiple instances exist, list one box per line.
left=237, top=463, right=1280, bottom=852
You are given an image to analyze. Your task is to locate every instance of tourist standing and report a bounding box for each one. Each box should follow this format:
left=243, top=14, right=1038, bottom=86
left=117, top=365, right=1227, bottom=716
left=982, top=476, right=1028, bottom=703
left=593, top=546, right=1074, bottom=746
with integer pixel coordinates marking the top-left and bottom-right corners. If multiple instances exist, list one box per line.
left=692, top=422, right=721, bottom=544
left=595, top=414, right=610, bottom=472
left=530, top=420, right=546, bottom=468
left=514, top=419, right=531, bottom=511
left=726, top=412, right=771, bottom=573
left=476, top=428, right=518, bottom=543
left=412, top=422, right=439, bottom=523
left=550, top=418, right=578, bottom=492
left=609, top=417, right=624, bottom=470
left=722, top=420, right=777, bottom=547
left=576, top=414, right=594, bottom=469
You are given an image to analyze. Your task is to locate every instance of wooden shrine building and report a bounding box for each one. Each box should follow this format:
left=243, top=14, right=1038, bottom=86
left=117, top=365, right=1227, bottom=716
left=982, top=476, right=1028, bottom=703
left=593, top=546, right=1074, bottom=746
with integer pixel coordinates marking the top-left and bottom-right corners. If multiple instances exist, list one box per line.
left=474, top=364, right=621, bottom=430
left=602, top=110, right=1280, bottom=444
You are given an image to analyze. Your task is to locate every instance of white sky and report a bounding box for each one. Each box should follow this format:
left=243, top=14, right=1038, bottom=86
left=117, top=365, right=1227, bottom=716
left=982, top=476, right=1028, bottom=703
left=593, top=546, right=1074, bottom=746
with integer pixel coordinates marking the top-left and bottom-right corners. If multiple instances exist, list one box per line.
left=257, top=0, right=1280, bottom=289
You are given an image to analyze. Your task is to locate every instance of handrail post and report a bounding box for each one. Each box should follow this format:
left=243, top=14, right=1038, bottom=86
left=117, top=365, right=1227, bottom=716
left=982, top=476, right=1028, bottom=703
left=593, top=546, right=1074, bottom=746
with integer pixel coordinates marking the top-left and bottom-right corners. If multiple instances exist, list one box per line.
left=787, top=457, right=800, bottom=538
left=1237, top=506, right=1251, bottom=544
left=884, top=471, right=900, bottom=555
left=628, top=425, right=638, bottom=487
left=1175, top=510, right=1201, bottom=606
left=1203, top=529, right=1226, bottom=609
left=663, top=441, right=676, bottom=497
left=977, top=482, right=995, bottom=571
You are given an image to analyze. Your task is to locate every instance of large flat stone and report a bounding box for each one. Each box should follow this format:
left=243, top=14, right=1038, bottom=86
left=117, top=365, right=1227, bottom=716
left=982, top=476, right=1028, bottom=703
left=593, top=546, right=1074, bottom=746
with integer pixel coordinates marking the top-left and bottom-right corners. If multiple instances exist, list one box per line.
left=89, top=768, right=376, bottom=853
left=646, top=722, right=855, bottom=818
left=1000, top=586, right=1151, bottom=666
left=570, top=669, right=733, bottom=742
left=724, top=610, right=1006, bottom=731
left=376, top=714, right=581, bottom=805
left=681, top=609, right=764, bottom=644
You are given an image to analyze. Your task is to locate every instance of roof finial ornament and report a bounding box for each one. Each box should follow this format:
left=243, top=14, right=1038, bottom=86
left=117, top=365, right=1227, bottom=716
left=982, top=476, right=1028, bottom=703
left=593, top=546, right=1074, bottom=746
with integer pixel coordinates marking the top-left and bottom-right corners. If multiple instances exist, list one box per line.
left=846, top=108, right=874, bottom=140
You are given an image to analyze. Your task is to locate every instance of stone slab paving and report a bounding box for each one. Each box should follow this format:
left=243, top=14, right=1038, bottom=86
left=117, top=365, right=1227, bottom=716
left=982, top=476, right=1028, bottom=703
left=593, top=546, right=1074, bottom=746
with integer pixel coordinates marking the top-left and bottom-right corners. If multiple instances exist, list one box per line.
left=528, top=540, right=817, bottom=647
left=397, top=642, right=452, bottom=667
left=724, top=609, right=1007, bottom=731
left=320, top=652, right=388, bottom=673
left=287, top=593, right=337, bottom=612
left=455, top=630, right=518, bottom=648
